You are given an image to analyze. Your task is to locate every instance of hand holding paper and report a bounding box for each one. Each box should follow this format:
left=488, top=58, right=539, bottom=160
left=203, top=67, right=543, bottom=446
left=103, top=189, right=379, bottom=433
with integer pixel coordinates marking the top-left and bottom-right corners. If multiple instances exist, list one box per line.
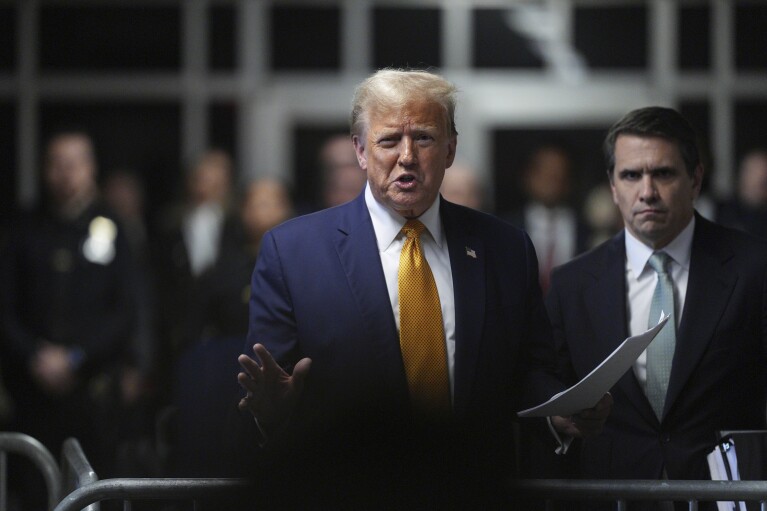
left=519, top=314, right=671, bottom=419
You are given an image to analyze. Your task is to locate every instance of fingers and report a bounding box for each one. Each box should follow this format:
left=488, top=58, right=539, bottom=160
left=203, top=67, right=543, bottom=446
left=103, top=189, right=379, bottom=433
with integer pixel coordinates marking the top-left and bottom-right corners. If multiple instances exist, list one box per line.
left=238, top=353, right=263, bottom=380
left=291, top=357, right=313, bottom=393
left=253, top=344, right=281, bottom=373
left=237, top=371, right=259, bottom=395
left=570, top=393, right=613, bottom=437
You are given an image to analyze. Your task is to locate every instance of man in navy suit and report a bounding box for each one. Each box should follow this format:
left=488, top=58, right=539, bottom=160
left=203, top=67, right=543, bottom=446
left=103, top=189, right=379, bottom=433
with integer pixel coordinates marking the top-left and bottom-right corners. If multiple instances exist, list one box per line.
left=546, top=107, right=767, bottom=508
left=237, top=69, right=611, bottom=507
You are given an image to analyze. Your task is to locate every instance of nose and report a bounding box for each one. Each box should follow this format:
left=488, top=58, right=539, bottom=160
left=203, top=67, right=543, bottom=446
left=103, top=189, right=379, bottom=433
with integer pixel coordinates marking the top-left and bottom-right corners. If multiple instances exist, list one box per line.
left=398, top=137, right=417, bottom=167
left=639, top=174, right=657, bottom=202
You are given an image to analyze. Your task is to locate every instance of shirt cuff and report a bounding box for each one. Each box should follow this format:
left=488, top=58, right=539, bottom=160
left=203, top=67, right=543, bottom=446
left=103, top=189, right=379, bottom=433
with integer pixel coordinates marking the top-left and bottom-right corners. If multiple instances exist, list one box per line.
left=253, top=417, right=269, bottom=448
left=547, top=416, right=574, bottom=455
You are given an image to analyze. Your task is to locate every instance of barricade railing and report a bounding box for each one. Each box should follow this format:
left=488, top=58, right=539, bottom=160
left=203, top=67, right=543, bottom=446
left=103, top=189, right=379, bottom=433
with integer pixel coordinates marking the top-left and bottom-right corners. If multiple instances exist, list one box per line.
left=60, top=438, right=100, bottom=511
left=515, top=479, right=767, bottom=511
left=0, top=432, right=62, bottom=511
left=53, top=478, right=250, bottom=511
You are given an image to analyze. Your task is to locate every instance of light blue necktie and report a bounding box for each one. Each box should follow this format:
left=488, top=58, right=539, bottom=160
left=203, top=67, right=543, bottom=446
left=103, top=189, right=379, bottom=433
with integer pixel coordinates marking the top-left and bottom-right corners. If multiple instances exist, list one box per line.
left=646, top=252, right=676, bottom=420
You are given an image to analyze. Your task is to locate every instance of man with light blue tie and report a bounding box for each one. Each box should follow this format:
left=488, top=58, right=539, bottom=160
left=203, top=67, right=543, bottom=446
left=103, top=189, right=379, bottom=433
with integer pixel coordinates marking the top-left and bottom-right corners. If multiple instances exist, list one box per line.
left=235, top=69, right=611, bottom=508
left=546, top=107, right=767, bottom=509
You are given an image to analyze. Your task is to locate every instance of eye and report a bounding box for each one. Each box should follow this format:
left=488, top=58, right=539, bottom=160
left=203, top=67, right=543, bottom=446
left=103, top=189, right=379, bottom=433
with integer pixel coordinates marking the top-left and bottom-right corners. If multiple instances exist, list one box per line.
left=654, top=168, right=675, bottom=179
left=377, top=136, right=399, bottom=148
left=414, top=133, right=435, bottom=146
left=620, top=170, right=642, bottom=181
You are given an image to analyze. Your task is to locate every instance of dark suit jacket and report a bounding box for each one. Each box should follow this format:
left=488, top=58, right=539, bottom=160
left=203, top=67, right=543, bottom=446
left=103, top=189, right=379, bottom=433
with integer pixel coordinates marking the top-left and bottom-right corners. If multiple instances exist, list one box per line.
left=546, top=213, right=767, bottom=481
left=245, top=193, right=563, bottom=506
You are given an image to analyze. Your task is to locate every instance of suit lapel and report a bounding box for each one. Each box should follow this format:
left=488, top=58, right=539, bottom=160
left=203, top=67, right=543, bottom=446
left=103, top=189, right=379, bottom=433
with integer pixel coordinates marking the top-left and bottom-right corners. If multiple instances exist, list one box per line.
left=585, top=233, right=658, bottom=424
left=664, top=216, right=737, bottom=417
left=333, top=196, right=404, bottom=381
left=441, top=201, right=485, bottom=417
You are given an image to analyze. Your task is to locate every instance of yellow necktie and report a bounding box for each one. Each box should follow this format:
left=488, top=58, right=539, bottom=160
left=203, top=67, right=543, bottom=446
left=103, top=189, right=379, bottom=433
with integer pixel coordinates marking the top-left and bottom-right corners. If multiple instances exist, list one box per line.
left=398, top=219, right=451, bottom=416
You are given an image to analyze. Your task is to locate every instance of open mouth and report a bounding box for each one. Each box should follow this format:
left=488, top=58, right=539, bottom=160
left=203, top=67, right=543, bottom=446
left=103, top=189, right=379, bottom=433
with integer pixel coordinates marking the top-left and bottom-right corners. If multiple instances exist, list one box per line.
left=397, top=174, right=416, bottom=183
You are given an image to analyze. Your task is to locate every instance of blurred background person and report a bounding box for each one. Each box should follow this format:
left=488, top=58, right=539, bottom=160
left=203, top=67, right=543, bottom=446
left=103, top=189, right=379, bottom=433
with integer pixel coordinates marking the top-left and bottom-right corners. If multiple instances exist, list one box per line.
left=582, top=182, right=624, bottom=249
left=439, top=160, right=486, bottom=211
left=318, top=134, right=366, bottom=209
left=0, top=131, right=138, bottom=507
left=101, top=168, right=163, bottom=478
left=507, top=143, right=589, bottom=292
left=718, top=148, right=767, bottom=239
left=154, top=149, right=240, bottom=396
left=171, top=177, right=293, bottom=477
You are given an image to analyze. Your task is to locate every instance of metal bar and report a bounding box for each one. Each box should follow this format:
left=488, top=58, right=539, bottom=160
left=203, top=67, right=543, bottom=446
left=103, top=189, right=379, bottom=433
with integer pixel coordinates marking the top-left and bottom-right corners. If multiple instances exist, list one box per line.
left=60, top=438, right=99, bottom=511
left=1, top=451, right=7, bottom=511
left=515, top=479, right=767, bottom=503
left=54, top=478, right=250, bottom=511
left=0, top=433, right=62, bottom=510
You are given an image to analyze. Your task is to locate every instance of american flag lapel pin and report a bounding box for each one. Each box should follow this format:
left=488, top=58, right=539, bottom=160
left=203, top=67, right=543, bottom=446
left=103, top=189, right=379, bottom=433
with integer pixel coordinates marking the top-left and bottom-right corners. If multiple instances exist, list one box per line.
left=465, top=246, right=477, bottom=259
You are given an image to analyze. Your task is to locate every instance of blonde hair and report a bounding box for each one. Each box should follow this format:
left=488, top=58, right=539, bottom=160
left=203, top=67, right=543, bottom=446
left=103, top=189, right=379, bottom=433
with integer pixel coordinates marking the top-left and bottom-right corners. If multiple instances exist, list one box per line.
left=350, top=69, right=458, bottom=138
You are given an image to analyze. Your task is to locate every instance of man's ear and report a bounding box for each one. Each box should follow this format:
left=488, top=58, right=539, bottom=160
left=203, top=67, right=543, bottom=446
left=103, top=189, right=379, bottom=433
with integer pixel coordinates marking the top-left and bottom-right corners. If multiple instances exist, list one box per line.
left=352, top=135, right=367, bottom=170
left=692, top=163, right=704, bottom=197
left=445, top=134, right=457, bottom=169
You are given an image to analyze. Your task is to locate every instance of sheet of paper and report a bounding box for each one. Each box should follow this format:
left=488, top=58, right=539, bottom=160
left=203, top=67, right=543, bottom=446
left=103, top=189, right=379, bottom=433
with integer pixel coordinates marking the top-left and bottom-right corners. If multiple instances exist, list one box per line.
left=517, top=314, right=670, bottom=418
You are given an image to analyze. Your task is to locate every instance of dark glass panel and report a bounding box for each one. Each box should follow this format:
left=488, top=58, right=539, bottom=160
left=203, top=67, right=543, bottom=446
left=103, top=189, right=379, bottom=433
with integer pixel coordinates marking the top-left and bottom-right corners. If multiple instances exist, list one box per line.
left=209, top=101, right=238, bottom=163
left=472, top=8, right=544, bottom=69
left=679, top=5, right=711, bottom=71
left=373, top=8, right=441, bottom=69
left=735, top=4, right=767, bottom=70
left=210, top=5, right=237, bottom=71
left=40, top=6, right=181, bottom=71
left=0, top=6, right=15, bottom=71
left=574, top=6, right=647, bottom=69
left=271, top=6, right=340, bottom=70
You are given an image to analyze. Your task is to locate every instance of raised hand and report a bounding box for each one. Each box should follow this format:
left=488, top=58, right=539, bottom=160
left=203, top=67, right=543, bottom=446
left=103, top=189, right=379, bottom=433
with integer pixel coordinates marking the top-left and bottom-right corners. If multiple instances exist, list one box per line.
left=237, top=343, right=312, bottom=433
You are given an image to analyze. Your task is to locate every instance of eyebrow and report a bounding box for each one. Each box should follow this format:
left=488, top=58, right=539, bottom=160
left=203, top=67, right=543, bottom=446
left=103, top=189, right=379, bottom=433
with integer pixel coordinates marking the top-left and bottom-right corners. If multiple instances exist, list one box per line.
left=618, top=166, right=677, bottom=175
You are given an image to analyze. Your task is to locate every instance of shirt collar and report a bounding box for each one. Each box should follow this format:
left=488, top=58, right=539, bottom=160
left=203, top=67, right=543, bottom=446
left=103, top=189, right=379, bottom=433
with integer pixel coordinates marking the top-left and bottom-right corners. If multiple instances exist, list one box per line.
left=365, top=183, right=444, bottom=252
left=625, top=215, right=695, bottom=278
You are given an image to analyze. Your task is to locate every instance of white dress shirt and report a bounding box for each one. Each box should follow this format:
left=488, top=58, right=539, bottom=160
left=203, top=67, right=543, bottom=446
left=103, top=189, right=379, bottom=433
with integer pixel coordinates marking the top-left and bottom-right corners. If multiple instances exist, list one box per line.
left=625, top=217, right=695, bottom=388
left=525, top=202, right=578, bottom=271
left=365, top=184, right=457, bottom=399
left=183, top=202, right=224, bottom=277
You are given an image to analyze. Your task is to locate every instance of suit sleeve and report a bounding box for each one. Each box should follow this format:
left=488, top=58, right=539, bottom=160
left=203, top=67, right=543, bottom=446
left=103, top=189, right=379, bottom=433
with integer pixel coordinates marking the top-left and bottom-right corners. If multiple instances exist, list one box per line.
left=544, top=267, right=578, bottom=388
left=519, top=233, right=568, bottom=407
left=246, top=230, right=299, bottom=371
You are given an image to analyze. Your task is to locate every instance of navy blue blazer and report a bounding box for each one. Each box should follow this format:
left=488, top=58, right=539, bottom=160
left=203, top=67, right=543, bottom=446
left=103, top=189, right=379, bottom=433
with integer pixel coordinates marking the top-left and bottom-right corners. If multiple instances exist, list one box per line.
left=246, top=193, right=563, bottom=459
left=546, top=214, right=767, bottom=480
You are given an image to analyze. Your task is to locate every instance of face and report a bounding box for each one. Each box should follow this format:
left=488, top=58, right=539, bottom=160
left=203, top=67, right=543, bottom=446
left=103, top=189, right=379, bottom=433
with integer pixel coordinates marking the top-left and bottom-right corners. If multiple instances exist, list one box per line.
left=353, top=100, right=457, bottom=218
left=526, top=149, right=571, bottom=207
left=242, top=180, right=292, bottom=239
left=189, top=155, right=231, bottom=205
left=610, top=134, right=702, bottom=249
left=44, top=135, right=96, bottom=208
left=739, top=152, right=767, bottom=206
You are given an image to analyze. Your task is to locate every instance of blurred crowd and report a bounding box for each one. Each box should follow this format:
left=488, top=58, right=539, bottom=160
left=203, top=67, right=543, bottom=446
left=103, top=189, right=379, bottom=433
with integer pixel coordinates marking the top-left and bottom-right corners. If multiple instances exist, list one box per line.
left=0, top=128, right=765, bottom=504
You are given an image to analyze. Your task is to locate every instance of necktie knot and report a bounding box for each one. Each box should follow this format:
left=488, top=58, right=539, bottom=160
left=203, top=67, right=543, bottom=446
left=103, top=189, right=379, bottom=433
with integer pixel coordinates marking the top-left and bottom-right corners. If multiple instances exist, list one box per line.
left=648, top=252, right=671, bottom=275
left=402, top=219, right=426, bottom=240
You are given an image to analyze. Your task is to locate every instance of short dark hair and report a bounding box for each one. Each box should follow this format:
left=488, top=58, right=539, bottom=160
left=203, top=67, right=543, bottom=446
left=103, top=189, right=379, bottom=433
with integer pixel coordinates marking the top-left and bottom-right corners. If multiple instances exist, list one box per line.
left=603, top=107, right=700, bottom=179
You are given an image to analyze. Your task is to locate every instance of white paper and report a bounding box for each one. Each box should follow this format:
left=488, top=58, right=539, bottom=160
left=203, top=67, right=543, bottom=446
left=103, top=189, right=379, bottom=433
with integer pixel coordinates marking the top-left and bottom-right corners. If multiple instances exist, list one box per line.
left=517, top=314, right=670, bottom=418
left=707, top=440, right=746, bottom=511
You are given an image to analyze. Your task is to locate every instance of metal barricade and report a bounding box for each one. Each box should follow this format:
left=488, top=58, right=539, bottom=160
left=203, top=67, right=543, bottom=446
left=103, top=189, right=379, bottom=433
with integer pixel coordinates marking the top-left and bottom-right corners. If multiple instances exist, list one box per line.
left=515, top=479, right=767, bottom=511
left=60, top=438, right=100, bottom=511
left=0, top=432, right=62, bottom=511
left=53, top=478, right=250, bottom=511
